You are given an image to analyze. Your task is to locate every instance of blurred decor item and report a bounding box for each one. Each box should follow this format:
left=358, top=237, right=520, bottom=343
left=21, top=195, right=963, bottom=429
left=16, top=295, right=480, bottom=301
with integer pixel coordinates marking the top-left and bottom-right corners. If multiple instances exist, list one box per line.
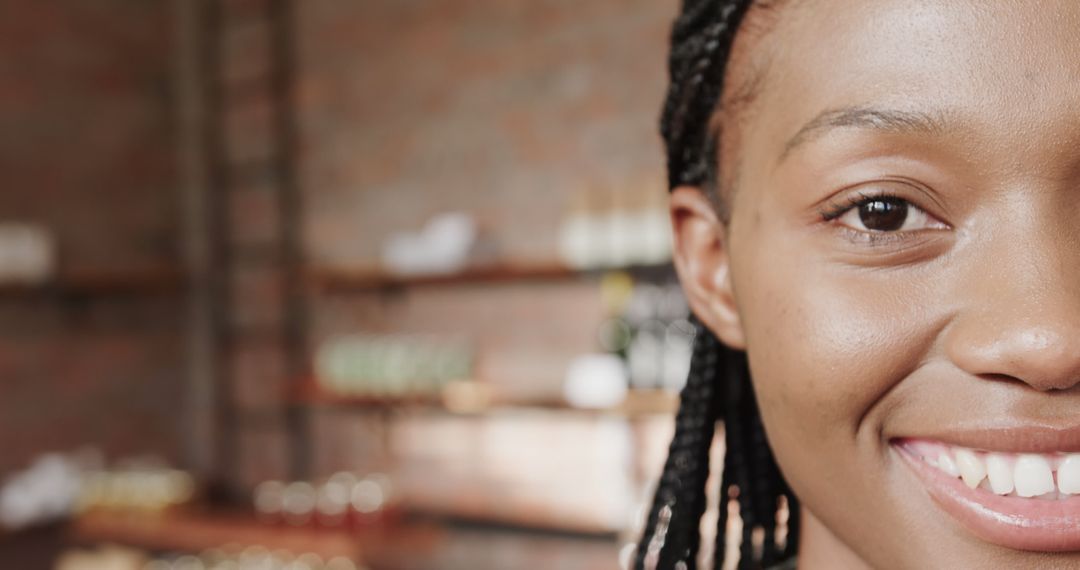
left=380, top=211, right=478, bottom=276
left=0, top=448, right=196, bottom=535
left=392, top=413, right=638, bottom=534
left=281, top=481, right=317, bottom=527
left=0, top=222, right=56, bottom=285
left=138, top=549, right=363, bottom=570
left=77, top=463, right=196, bottom=514
left=72, top=509, right=368, bottom=564
left=558, top=186, right=671, bottom=270
left=563, top=354, right=629, bottom=410
left=617, top=389, right=680, bottom=417
left=0, top=450, right=89, bottom=531
left=440, top=379, right=494, bottom=413
left=314, top=334, right=473, bottom=401
left=601, top=279, right=694, bottom=393
left=253, top=480, right=286, bottom=524
left=254, top=472, right=398, bottom=530
left=55, top=545, right=147, bottom=570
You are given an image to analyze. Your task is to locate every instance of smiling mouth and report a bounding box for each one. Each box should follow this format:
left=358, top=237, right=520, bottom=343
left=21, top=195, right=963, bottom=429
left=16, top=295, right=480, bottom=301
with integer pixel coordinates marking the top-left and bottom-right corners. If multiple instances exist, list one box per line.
left=894, top=438, right=1080, bottom=552
left=902, top=439, right=1080, bottom=499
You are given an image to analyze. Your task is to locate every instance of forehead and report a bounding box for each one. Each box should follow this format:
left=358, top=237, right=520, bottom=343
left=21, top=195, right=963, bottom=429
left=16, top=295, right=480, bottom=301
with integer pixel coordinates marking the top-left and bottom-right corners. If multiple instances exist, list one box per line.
left=745, top=0, right=1080, bottom=164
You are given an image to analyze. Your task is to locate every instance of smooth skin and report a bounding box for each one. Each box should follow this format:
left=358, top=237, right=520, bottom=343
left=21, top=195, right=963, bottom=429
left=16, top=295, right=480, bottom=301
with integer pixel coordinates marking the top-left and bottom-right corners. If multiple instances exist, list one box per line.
left=671, top=1, right=1080, bottom=568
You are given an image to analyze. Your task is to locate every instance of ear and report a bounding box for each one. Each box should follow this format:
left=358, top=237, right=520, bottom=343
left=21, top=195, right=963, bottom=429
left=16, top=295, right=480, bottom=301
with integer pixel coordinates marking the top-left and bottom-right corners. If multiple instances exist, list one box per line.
left=669, top=185, right=746, bottom=350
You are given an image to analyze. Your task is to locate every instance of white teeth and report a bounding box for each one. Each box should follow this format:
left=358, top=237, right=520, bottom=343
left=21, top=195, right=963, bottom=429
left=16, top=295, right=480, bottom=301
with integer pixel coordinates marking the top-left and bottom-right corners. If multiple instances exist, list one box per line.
left=914, top=444, right=1080, bottom=499
left=985, top=454, right=1015, bottom=496
left=1057, top=455, right=1080, bottom=495
left=1013, top=455, right=1055, bottom=498
left=954, top=449, right=986, bottom=490
left=937, top=453, right=960, bottom=478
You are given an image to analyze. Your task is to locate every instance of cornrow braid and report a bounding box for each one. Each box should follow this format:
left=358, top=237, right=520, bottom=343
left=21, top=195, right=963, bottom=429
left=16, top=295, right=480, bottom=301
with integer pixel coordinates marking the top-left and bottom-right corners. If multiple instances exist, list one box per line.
left=636, top=1, right=800, bottom=568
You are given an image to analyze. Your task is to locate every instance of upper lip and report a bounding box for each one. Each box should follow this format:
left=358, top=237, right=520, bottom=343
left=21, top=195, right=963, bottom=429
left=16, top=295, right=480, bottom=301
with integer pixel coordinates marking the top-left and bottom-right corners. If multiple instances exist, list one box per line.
left=891, top=421, right=1080, bottom=454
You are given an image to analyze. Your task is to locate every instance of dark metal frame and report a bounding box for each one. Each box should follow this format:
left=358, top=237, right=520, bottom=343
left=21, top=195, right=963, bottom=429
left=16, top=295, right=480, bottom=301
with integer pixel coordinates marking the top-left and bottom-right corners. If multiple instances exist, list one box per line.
left=202, top=0, right=310, bottom=500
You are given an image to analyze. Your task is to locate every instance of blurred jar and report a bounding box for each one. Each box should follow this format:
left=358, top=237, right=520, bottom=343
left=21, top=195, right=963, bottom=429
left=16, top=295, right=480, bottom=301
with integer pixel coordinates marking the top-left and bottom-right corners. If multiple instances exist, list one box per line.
left=254, top=480, right=285, bottom=525
left=281, top=482, right=316, bottom=527
left=349, top=473, right=394, bottom=526
left=315, top=475, right=352, bottom=527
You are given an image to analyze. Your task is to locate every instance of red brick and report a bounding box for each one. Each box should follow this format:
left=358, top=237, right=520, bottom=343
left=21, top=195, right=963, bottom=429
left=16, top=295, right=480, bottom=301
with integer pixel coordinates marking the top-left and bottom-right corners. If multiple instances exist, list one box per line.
left=228, top=184, right=282, bottom=248
left=229, top=266, right=285, bottom=330
left=221, top=0, right=272, bottom=24
left=236, top=425, right=291, bottom=487
left=309, top=410, right=390, bottom=478
left=231, top=339, right=288, bottom=412
left=224, top=95, right=277, bottom=163
left=0, top=0, right=182, bottom=475
left=221, top=18, right=273, bottom=85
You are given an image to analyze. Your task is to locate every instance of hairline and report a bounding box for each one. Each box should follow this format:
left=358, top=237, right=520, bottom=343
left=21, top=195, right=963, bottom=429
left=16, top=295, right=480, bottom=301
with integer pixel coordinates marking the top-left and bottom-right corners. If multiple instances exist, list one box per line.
left=703, top=0, right=795, bottom=224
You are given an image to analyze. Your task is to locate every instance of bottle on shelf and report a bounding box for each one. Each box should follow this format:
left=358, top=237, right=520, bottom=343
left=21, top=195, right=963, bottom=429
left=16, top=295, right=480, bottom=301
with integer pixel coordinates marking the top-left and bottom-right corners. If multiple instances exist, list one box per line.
left=558, top=183, right=673, bottom=271
left=596, top=274, right=694, bottom=394
left=314, top=334, right=474, bottom=402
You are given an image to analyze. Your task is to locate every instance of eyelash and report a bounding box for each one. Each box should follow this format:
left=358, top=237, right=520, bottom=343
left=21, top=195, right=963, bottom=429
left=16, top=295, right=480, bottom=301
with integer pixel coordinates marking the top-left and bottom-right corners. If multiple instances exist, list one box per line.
left=817, top=190, right=903, bottom=223
left=816, top=189, right=945, bottom=248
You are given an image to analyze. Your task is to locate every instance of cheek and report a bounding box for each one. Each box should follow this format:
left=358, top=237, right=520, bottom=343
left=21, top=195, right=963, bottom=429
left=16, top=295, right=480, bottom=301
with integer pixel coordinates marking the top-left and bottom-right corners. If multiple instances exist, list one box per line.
left=740, top=267, right=929, bottom=434
left=728, top=221, right=941, bottom=504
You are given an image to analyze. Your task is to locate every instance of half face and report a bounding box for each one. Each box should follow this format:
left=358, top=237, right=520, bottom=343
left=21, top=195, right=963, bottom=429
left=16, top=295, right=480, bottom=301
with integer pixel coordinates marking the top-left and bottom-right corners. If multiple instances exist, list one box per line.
left=691, top=0, right=1080, bottom=567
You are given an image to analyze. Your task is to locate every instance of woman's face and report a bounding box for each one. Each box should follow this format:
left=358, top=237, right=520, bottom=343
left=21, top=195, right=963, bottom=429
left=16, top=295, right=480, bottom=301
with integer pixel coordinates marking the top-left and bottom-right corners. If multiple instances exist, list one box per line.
left=677, top=0, right=1080, bottom=567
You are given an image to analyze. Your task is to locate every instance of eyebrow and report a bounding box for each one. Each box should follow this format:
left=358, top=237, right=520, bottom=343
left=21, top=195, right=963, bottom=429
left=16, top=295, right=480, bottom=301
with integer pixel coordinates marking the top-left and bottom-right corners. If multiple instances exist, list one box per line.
left=778, top=106, right=947, bottom=164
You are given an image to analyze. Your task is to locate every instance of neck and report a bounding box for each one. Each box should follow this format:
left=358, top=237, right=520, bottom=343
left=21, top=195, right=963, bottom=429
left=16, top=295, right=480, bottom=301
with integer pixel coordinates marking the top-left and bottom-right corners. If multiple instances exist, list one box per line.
left=796, top=507, right=873, bottom=570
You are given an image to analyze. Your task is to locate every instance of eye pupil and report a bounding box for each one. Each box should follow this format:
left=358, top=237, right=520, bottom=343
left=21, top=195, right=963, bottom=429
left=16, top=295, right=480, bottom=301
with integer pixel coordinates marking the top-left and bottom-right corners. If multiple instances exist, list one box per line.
left=858, top=198, right=908, bottom=231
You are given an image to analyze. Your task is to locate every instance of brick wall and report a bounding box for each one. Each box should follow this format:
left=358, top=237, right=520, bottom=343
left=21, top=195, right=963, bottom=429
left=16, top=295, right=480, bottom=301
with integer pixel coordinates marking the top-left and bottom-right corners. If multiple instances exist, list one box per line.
left=0, top=1, right=184, bottom=475
left=211, top=0, right=682, bottom=491
left=0, top=1, right=179, bottom=273
left=0, top=0, right=681, bottom=502
left=201, top=0, right=683, bottom=497
left=296, top=0, right=676, bottom=268
left=0, top=298, right=184, bottom=475
left=288, top=0, right=680, bottom=492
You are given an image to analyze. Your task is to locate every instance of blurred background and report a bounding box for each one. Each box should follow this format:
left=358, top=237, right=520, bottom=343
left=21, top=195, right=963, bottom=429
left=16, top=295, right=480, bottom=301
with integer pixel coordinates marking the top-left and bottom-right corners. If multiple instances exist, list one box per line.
left=0, top=0, right=720, bottom=568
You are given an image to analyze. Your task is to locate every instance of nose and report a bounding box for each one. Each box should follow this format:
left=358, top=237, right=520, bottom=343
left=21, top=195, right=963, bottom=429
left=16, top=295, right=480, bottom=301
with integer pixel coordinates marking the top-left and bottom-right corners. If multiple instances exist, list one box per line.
left=945, top=244, right=1080, bottom=393
left=947, top=317, right=1080, bottom=391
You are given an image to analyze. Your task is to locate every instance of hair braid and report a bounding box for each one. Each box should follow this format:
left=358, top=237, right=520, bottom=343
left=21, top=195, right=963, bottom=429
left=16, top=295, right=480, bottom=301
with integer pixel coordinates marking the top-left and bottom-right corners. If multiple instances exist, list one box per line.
left=751, top=411, right=779, bottom=567
left=637, top=0, right=800, bottom=568
left=635, top=319, right=722, bottom=570
left=783, top=483, right=800, bottom=560
left=722, top=347, right=757, bottom=569
left=662, top=0, right=753, bottom=190
left=713, top=428, right=736, bottom=568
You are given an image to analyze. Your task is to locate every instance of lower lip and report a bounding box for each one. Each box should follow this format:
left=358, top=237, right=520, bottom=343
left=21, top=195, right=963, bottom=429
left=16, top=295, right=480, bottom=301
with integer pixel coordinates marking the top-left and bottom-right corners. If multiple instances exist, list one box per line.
left=894, top=442, right=1080, bottom=552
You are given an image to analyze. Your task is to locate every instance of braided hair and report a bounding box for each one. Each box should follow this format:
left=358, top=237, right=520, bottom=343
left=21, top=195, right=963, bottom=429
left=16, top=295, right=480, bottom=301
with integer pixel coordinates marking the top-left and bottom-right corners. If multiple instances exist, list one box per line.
left=635, top=1, right=799, bottom=569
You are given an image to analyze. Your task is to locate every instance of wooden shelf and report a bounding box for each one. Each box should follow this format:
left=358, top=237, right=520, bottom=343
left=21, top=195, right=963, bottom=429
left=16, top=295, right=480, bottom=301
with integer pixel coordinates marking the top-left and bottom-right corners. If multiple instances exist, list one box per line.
left=71, top=509, right=619, bottom=570
left=0, top=266, right=184, bottom=297
left=308, top=261, right=572, bottom=291
left=72, top=509, right=367, bottom=560
left=402, top=496, right=620, bottom=537
left=0, top=521, right=61, bottom=543
left=308, top=261, right=674, bottom=292
left=299, top=380, right=679, bottom=418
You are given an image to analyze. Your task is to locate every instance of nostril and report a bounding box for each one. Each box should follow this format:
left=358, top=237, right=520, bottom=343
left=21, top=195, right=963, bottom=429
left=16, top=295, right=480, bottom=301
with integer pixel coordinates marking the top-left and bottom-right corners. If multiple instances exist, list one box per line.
left=976, top=373, right=1025, bottom=386
left=945, top=318, right=1080, bottom=392
left=975, top=372, right=1080, bottom=393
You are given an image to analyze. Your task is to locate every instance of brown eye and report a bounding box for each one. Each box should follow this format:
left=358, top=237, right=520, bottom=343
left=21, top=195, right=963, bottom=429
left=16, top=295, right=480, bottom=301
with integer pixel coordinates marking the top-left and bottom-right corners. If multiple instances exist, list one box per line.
left=859, top=198, right=908, bottom=232
left=834, top=195, right=944, bottom=234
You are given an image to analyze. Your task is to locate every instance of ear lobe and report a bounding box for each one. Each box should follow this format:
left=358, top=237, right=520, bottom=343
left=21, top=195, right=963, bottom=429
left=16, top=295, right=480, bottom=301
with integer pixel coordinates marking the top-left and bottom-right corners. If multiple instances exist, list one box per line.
left=669, top=186, right=747, bottom=350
